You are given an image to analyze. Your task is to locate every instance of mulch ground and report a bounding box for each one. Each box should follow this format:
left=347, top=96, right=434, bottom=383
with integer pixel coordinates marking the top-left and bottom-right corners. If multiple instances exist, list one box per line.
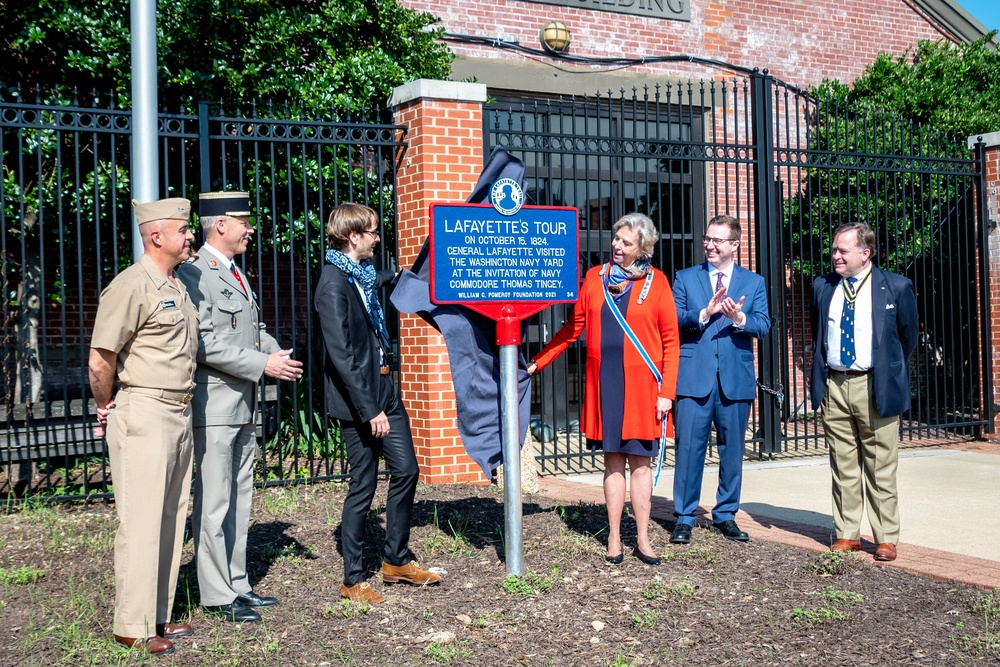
left=0, top=481, right=997, bottom=666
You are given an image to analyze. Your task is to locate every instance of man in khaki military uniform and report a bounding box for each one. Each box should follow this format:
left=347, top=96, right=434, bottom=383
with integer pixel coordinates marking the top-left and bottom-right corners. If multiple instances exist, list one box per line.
left=88, top=198, right=198, bottom=656
left=177, top=192, right=302, bottom=623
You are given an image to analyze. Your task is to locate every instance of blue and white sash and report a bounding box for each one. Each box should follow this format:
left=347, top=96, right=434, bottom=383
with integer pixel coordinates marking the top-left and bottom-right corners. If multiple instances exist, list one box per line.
left=600, top=264, right=669, bottom=485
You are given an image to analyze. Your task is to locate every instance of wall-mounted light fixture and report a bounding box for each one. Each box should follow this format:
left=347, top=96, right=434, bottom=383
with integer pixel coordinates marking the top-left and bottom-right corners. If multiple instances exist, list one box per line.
left=539, top=21, right=572, bottom=55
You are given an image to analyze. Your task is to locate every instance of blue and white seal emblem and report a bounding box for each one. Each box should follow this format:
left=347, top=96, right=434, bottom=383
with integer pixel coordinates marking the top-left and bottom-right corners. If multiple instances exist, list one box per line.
left=490, top=178, right=524, bottom=217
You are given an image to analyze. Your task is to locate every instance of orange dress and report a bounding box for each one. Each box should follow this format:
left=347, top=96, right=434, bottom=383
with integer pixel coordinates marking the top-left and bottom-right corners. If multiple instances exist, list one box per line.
left=533, top=265, right=680, bottom=443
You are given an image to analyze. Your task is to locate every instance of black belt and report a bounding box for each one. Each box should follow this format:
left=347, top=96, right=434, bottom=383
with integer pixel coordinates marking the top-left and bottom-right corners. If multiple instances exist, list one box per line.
left=834, top=369, right=871, bottom=377
left=379, top=365, right=390, bottom=376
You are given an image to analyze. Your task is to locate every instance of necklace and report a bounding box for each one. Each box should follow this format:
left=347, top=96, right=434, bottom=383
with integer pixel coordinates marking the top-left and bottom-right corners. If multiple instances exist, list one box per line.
left=842, top=271, right=871, bottom=309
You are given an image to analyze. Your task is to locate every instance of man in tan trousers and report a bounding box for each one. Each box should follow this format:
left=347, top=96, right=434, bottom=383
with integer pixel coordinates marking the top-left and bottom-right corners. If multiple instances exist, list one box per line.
left=809, top=222, right=918, bottom=562
left=89, top=198, right=199, bottom=656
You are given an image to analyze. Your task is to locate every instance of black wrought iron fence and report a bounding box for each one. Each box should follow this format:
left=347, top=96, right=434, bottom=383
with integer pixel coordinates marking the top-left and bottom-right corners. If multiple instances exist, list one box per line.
left=487, top=71, right=991, bottom=475
left=1, top=90, right=405, bottom=500
left=2, top=73, right=991, bottom=491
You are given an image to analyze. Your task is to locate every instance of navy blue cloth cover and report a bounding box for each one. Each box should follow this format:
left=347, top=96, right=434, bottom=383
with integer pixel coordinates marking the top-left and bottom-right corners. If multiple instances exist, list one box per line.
left=389, top=147, right=532, bottom=477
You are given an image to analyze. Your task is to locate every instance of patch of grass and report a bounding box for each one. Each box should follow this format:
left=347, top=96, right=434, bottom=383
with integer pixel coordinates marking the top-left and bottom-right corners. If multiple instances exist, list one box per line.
left=19, top=574, right=126, bottom=666
left=425, top=639, right=471, bottom=664
left=609, top=650, right=638, bottom=667
left=11, top=500, right=115, bottom=558
left=788, top=586, right=864, bottom=627
left=327, top=600, right=372, bottom=617
left=556, top=526, right=599, bottom=556
left=673, top=544, right=717, bottom=566
left=0, top=565, right=46, bottom=586
left=262, top=485, right=301, bottom=515
left=972, top=590, right=1000, bottom=623
left=671, top=581, right=697, bottom=601
left=823, top=588, right=864, bottom=606
left=499, top=567, right=560, bottom=597
left=788, top=605, right=846, bottom=625
left=955, top=632, right=1000, bottom=659
left=259, top=540, right=313, bottom=565
left=641, top=579, right=696, bottom=601
left=955, top=590, right=1000, bottom=659
left=553, top=501, right=607, bottom=526
left=424, top=505, right=476, bottom=557
left=809, top=549, right=859, bottom=576
left=643, top=580, right=668, bottom=600
left=629, top=608, right=663, bottom=629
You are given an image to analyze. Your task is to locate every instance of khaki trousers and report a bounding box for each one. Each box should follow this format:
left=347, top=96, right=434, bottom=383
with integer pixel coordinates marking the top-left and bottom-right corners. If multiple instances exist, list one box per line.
left=192, top=423, right=257, bottom=606
left=821, top=371, right=900, bottom=544
left=106, top=391, right=194, bottom=638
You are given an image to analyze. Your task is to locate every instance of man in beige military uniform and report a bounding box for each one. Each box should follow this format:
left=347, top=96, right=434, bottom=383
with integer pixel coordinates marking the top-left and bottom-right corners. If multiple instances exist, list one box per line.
left=177, top=192, right=302, bottom=623
left=88, top=198, right=199, bottom=656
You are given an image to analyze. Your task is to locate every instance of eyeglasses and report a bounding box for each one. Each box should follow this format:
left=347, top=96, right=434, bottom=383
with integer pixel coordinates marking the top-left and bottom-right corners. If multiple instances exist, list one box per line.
left=702, top=236, right=737, bottom=246
left=361, top=228, right=381, bottom=239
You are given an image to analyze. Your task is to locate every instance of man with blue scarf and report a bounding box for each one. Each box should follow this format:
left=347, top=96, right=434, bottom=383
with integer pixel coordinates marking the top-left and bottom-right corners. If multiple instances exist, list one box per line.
left=315, top=202, right=441, bottom=605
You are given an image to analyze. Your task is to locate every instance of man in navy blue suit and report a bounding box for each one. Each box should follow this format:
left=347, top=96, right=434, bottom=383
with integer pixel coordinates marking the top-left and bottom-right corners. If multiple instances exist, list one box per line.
left=809, top=222, right=917, bottom=562
left=671, top=215, right=771, bottom=544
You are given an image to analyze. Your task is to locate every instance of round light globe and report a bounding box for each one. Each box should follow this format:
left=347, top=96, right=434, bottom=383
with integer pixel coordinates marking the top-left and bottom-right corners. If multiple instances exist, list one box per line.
left=540, top=21, right=572, bottom=54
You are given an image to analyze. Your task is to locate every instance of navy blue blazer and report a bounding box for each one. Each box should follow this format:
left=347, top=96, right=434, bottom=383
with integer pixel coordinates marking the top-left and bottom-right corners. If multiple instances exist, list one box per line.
left=809, top=265, right=918, bottom=417
left=673, top=263, right=771, bottom=401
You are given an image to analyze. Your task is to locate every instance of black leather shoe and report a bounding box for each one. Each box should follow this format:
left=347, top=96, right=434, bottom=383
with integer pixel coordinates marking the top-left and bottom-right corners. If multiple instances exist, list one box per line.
left=632, top=546, right=661, bottom=566
left=236, top=591, right=279, bottom=608
left=670, top=523, right=693, bottom=544
left=711, top=520, right=749, bottom=542
left=203, top=602, right=261, bottom=623
left=605, top=552, right=624, bottom=564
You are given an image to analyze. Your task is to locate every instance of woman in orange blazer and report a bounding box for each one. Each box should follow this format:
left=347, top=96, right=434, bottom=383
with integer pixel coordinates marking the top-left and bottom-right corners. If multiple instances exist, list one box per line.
left=529, top=213, right=680, bottom=566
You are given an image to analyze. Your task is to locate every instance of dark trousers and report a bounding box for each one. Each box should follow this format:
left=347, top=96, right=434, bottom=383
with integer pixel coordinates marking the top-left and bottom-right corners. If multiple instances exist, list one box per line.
left=673, top=378, right=751, bottom=526
left=339, top=378, right=419, bottom=586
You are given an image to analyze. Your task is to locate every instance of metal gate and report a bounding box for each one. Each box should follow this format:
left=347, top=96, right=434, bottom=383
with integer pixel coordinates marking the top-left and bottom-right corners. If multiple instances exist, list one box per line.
left=1, top=91, right=405, bottom=499
left=485, top=71, right=991, bottom=474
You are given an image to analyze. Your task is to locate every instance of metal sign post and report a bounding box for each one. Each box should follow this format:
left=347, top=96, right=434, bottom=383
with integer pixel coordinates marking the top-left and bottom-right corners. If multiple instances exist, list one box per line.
left=428, top=193, right=578, bottom=576
left=497, top=305, right=524, bottom=575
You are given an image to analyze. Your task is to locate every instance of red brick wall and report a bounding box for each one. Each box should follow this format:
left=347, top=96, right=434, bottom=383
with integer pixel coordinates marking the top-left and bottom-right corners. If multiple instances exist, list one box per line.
left=394, top=93, right=491, bottom=484
left=404, top=0, right=956, bottom=85
left=982, top=143, right=1000, bottom=438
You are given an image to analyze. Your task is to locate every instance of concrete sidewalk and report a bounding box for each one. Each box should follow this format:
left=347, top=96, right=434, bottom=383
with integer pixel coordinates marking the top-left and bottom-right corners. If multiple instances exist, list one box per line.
left=536, top=442, right=1000, bottom=590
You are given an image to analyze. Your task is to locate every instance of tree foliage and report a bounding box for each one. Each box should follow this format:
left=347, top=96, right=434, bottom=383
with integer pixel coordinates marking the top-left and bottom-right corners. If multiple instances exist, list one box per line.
left=0, top=0, right=453, bottom=110
left=821, top=32, right=1000, bottom=140
left=783, top=33, right=998, bottom=277
left=779, top=37, right=988, bottom=411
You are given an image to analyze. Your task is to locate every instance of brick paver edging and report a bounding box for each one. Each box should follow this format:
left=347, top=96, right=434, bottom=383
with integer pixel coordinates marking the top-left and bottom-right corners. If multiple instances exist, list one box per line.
left=537, top=476, right=1000, bottom=591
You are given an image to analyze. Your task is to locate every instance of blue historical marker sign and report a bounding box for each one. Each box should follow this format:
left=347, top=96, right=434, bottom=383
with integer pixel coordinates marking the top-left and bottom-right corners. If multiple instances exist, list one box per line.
left=429, top=201, right=579, bottom=320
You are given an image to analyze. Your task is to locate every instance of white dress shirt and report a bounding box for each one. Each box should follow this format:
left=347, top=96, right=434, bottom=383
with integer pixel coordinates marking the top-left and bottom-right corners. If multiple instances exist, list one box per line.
left=826, top=264, right=874, bottom=371
left=699, top=262, right=744, bottom=328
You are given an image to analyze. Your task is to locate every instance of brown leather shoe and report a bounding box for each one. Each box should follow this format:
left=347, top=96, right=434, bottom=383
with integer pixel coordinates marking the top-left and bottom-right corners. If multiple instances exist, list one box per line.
left=340, top=581, right=386, bottom=604
left=830, top=538, right=862, bottom=552
left=381, top=561, right=442, bottom=586
left=874, top=543, right=897, bottom=561
left=113, top=635, right=175, bottom=655
left=156, top=622, right=193, bottom=639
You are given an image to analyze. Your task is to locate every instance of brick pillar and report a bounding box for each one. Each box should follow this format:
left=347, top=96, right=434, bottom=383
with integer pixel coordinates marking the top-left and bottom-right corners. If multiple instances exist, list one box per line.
left=971, top=133, right=1000, bottom=438
left=390, top=80, right=489, bottom=484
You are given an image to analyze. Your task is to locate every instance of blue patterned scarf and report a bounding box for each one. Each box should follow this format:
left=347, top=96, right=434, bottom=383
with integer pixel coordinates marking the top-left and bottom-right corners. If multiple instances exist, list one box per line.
left=606, top=260, right=649, bottom=301
left=326, top=249, right=390, bottom=348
